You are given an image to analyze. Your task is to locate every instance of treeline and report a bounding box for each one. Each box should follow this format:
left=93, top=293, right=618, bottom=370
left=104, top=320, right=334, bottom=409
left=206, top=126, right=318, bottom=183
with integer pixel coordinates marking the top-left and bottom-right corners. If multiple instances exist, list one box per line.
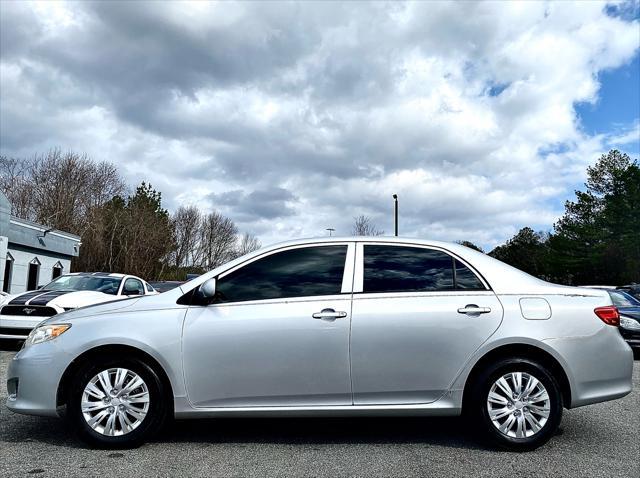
left=2, top=148, right=637, bottom=285
left=485, top=150, right=639, bottom=286
left=0, top=150, right=260, bottom=280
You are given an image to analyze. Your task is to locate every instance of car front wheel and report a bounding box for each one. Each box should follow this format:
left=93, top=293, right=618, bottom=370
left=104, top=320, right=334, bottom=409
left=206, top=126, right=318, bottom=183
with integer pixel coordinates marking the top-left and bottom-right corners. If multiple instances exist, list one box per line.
left=469, top=358, right=563, bottom=451
left=66, top=358, right=167, bottom=448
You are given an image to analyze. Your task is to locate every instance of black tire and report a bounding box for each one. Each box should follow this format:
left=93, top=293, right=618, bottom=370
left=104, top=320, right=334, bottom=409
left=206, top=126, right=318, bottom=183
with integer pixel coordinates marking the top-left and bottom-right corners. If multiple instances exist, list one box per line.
left=66, top=357, right=168, bottom=449
left=467, top=358, right=563, bottom=452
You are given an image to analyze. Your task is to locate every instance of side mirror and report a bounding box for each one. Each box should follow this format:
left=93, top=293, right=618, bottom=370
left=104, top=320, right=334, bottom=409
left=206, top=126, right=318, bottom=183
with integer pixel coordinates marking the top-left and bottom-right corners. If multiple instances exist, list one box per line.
left=200, top=278, right=217, bottom=298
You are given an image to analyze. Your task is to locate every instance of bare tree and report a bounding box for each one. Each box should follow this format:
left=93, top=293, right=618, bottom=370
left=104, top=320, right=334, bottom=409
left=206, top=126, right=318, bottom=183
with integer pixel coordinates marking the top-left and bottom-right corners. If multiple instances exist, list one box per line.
left=235, top=232, right=262, bottom=257
left=456, top=241, right=485, bottom=253
left=171, top=205, right=202, bottom=269
left=351, top=215, right=384, bottom=236
left=1, top=156, right=33, bottom=219
left=197, top=211, right=239, bottom=270
left=0, top=149, right=125, bottom=236
left=1, top=150, right=263, bottom=279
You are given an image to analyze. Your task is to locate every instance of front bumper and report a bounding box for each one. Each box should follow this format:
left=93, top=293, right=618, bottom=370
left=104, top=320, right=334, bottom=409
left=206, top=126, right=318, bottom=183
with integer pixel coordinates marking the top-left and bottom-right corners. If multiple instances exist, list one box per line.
left=6, top=341, right=71, bottom=417
left=0, top=314, right=49, bottom=339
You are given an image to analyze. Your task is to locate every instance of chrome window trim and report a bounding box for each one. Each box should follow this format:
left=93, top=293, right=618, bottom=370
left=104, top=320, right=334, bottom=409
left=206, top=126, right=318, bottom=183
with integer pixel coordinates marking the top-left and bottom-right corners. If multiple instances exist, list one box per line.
left=205, top=293, right=352, bottom=309
left=353, top=241, right=491, bottom=294
left=353, top=290, right=496, bottom=301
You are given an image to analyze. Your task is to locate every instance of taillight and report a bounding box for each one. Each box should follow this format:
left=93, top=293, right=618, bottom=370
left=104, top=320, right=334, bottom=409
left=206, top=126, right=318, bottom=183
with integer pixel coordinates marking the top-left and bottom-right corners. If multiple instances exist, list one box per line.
left=594, top=306, right=620, bottom=326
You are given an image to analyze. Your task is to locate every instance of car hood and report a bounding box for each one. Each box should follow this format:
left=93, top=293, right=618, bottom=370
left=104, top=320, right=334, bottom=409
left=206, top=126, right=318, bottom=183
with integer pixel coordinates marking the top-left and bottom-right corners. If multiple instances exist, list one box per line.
left=3, top=289, right=124, bottom=310
left=42, top=296, right=145, bottom=324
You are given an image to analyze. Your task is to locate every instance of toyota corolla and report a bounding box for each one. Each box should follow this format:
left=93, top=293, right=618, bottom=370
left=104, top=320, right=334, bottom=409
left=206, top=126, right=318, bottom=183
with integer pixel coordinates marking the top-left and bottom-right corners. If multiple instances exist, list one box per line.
left=6, top=237, right=633, bottom=450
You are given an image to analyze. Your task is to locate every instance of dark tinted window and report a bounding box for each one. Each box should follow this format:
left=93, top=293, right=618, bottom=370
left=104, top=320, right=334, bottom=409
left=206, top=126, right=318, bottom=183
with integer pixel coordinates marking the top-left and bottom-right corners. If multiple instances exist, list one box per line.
left=455, top=259, right=486, bottom=290
left=363, top=246, right=454, bottom=293
left=215, top=245, right=347, bottom=303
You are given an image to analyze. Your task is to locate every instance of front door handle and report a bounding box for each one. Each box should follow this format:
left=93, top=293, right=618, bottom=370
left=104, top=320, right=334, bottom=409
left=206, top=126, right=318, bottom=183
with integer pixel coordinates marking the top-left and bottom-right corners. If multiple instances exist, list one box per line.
left=312, top=308, right=347, bottom=320
left=457, top=304, right=492, bottom=316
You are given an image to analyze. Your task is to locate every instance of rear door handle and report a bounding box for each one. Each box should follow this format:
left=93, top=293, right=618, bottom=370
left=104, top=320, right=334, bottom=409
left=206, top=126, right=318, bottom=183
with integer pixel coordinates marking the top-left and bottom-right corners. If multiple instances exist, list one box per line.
left=457, top=304, right=491, bottom=316
left=312, top=308, right=347, bottom=320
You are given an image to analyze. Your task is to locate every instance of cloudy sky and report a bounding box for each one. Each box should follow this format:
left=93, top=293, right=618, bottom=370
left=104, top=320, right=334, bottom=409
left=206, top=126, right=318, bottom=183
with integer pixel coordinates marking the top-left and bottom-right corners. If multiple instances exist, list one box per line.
left=1, top=1, right=639, bottom=249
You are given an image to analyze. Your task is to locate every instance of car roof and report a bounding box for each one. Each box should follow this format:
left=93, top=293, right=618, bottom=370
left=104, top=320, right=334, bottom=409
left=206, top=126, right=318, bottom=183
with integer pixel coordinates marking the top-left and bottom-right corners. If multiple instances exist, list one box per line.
left=62, top=272, right=150, bottom=283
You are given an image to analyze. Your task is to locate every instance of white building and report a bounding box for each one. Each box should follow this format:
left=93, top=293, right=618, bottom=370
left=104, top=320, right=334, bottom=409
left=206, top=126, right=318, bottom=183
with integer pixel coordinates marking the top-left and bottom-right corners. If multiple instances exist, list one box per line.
left=0, top=192, right=81, bottom=294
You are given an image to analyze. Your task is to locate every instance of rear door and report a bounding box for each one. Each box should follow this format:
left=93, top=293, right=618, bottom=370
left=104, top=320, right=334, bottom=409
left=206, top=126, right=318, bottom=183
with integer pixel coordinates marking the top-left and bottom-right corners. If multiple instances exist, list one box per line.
left=350, top=242, right=503, bottom=405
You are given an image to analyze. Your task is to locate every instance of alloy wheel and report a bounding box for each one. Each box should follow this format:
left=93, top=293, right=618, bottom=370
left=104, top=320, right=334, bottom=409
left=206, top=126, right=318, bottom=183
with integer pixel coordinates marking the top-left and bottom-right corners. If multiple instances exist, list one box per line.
left=486, top=371, right=551, bottom=439
left=81, top=368, right=150, bottom=436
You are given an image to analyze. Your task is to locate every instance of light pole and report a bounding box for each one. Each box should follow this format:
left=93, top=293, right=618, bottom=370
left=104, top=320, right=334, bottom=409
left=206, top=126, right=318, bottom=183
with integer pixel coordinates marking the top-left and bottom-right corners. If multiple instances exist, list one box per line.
left=393, top=194, right=398, bottom=237
left=326, top=228, right=335, bottom=237
left=392, top=194, right=398, bottom=236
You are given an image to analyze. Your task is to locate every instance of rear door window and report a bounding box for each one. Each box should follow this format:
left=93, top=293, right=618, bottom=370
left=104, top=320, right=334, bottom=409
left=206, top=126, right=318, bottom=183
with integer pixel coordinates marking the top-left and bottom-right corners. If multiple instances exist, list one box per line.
left=363, top=245, right=455, bottom=293
left=363, top=245, right=486, bottom=293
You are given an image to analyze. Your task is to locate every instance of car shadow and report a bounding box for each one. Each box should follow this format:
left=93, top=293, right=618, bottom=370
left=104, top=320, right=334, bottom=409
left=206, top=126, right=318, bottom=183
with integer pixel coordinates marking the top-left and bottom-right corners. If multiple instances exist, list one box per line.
left=2, top=412, right=487, bottom=451
left=0, top=339, right=24, bottom=352
left=159, top=417, right=490, bottom=448
left=158, top=415, right=483, bottom=449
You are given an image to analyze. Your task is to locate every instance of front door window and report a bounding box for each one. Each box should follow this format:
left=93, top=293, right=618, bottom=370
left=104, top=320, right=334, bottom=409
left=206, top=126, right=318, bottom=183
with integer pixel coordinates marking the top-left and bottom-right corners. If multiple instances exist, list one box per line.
left=215, top=245, right=348, bottom=303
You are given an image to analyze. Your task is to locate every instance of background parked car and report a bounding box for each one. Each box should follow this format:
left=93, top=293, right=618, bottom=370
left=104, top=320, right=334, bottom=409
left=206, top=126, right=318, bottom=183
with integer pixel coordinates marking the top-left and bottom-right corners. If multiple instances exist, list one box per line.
left=0, top=272, right=157, bottom=340
left=607, top=290, right=640, bottom=350
left=147, top=281, right=185, bottom=293
left=617, top=284, right=640, bottom=301
left=585, top=287, right=640, bottom=350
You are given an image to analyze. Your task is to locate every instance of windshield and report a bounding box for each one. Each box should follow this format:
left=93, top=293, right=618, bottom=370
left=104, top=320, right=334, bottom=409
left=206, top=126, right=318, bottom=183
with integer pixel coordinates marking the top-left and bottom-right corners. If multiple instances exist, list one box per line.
left=608, top=290, right=640, bottom=308
left=43, top=275, right=123, bottom=295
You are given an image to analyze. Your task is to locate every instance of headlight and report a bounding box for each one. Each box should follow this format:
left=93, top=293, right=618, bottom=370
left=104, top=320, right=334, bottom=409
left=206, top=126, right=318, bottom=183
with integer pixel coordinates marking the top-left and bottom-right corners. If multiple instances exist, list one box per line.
left=620, top=316, right=640, bottom=331
left=26, top=324, right=71, bottom=346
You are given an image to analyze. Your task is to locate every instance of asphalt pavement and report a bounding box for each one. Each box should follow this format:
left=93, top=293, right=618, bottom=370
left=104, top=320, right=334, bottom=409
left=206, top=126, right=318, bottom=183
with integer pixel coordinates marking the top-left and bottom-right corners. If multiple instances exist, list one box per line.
left=1, top=346, right=638, bottom=478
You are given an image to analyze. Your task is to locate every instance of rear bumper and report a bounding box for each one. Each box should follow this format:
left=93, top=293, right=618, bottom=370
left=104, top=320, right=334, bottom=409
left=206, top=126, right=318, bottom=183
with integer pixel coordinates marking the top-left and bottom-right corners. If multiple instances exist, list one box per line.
left=544, top=326, right=634, bottom=408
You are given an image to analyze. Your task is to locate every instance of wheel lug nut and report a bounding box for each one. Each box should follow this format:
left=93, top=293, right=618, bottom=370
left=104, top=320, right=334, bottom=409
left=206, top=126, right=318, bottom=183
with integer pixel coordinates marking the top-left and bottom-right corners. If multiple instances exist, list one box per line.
left=108, top=406, right=115, bottom=413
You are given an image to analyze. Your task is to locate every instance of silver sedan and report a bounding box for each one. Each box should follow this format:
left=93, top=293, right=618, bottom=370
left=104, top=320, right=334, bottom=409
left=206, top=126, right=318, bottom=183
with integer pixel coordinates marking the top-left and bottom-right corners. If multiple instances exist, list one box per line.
left=6, top=237, right=633, bottom=451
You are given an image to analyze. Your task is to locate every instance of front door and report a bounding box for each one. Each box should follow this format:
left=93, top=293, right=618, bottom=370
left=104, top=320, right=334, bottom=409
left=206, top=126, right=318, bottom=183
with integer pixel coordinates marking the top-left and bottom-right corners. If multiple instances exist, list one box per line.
left=350, top=243, right=503, bottom=405
left=182, top=243, right=354, bottom=408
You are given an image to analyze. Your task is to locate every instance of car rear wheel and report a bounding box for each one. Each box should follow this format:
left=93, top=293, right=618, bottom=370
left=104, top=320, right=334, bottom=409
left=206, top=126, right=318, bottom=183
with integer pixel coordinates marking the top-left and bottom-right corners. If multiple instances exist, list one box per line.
left=67, top=357, right=167, bottom=448
left=468, top=358, right=563, bottom=451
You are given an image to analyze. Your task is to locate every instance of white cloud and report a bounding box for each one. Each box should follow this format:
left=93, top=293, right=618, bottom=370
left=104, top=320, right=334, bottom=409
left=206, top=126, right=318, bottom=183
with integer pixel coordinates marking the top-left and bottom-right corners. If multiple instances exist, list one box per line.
left=607, top=120, right=640, bottom=147
left=0, top=0, right=638, bottom=249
